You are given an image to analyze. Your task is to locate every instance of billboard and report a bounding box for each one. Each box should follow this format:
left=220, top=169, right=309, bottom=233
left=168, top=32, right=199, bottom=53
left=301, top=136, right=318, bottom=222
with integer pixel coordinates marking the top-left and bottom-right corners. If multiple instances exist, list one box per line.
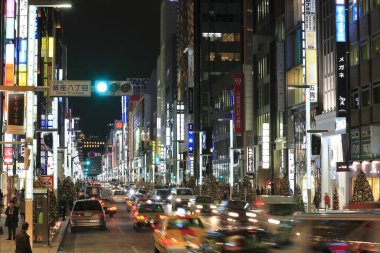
left=233, top=73, right=243, bottom=134
left=7, top=93, right=26, bottom=134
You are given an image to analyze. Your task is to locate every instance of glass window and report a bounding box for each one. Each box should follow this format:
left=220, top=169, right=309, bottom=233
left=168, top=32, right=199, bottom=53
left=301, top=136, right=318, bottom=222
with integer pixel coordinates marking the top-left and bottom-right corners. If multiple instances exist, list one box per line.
left=372, top=0, right=380, bottom=9
left=374, top=85, right=380, bottom=104
left=361, top=42, right=370, bottom=61
left=350, top=45, right=359, bottom=66
left=359, top=0, right=369, bottom=17
left=349, top=2, right=358, bottom=22
left=351, top=92, right=360, bottom=110
left=361, top=89, right=370, bottom=107
left=372, top=34, right=380, bottom=57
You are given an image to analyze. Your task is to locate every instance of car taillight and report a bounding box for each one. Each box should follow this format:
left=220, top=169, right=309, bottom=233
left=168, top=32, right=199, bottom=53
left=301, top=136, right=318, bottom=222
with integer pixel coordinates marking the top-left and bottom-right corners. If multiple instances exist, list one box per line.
left=128, top=202, right=132, bottom=206
left=99, top=200, right=105, bottom=206
left=162, top=239, right=173, bottom=246
left=137, top=215, right=147, bottom=220
left=158, top=214, right=167, bottom=219
left=109, top=206, right=117, bottom=211
left=124, top=196, right=129, bottom=200
left=72, top=212, right=84, bottom=217
left=95, top=212, right=104, bottom=217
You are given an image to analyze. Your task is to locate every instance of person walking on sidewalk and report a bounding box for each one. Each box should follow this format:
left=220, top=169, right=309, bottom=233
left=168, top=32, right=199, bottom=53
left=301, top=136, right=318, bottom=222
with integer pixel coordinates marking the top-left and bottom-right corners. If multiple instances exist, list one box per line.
left=5, top=200, right=19, bottom=240
left=59, top=195, right=67, bottom=221
left=324, top=192, right=331, bottom=211
left=313, top=192, right=321, bottom=212
left=18, top=189, right=26, bottom=222
left=15, top=222, right=32, bottom=253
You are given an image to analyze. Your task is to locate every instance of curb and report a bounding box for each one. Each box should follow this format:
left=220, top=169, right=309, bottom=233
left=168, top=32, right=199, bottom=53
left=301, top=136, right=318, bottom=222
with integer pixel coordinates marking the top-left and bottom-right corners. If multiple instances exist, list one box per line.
left=50, top=218, right=69, bottom=253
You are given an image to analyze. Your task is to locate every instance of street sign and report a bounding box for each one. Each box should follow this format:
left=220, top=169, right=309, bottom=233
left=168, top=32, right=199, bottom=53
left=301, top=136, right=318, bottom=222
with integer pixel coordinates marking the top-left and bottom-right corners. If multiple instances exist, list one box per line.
left=50, top=80, right=91, bottom=97
left=39, top=175, right=54, bottom=189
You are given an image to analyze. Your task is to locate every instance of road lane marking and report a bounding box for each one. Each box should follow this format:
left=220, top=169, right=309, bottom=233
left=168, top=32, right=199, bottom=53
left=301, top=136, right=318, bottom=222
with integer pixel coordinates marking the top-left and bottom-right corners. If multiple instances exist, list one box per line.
left=118, top=226, right=125, bottom=235
left=131, top=246, right=139, bottom=253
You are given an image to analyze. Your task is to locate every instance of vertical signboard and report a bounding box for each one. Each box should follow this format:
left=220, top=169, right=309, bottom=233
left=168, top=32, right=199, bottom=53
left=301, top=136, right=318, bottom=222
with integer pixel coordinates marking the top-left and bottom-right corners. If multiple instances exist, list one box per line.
left=4, top=147, right=13, bottom=165
left=262, top=123, right=270, bottom=169
left=336, top=0, right=348, bottom=117
left=188, top=88, right=193, bottom=114
left=7, top=93, right=26, bottom=134
left=277, top=42, right=285, bottom=112
left=122, top=96, right=129, bottom=124
left=188, top=124, right=194, bottom=154
left=288, top=149, right=295, bottom=192
left=233, top=73, right=243, bottom=134
left=247, top=147, right=254, bottom=174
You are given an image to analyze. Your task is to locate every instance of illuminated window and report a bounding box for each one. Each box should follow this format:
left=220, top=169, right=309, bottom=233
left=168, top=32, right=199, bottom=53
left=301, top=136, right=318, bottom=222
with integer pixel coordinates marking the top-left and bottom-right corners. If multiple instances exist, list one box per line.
left=209, top=52, right=240, bottom=62
left=349, top=1, right=358, bottom=22
left=360, top=41, right=370, bottom=61
left=350, top=44, right=359, bottom=66
left=257, top=0, right=269, bottom=23
left=359, top=0, right=369, bottom=16
left=258, top=56, right=268, bottom=80
left=372, top=34, right=380, bottom=57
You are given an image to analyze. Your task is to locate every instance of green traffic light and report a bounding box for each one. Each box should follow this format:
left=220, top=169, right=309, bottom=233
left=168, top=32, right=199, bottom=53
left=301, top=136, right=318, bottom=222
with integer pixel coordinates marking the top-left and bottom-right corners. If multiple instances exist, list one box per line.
left=86, top=160, right=90, bottom=165
left=95, top=81, right=108, bottom=93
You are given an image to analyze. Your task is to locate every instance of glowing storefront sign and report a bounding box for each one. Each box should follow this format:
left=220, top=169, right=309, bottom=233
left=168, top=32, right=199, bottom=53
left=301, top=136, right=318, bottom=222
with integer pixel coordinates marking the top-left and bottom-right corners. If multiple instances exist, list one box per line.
left=262, top=123, right=270, bottom=169
left=6, top=19, right=15, bottom=39
left=188, top=124, right=194, bottom=154
left=247, top=147, right=254, bottom=174
left=5, top=43, right=15, bottom=86
left=6, top=0, right=15, bottom=17
left=19, top=39, right=28, bottom=86
left=336, top=4, right=346, bottom=42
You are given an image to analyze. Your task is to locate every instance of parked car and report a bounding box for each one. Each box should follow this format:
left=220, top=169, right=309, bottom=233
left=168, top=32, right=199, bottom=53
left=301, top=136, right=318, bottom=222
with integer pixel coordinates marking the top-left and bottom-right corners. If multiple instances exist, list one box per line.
left=169, top=188, right=195, bottom=210
left=70, top=199, right=106, bottom=232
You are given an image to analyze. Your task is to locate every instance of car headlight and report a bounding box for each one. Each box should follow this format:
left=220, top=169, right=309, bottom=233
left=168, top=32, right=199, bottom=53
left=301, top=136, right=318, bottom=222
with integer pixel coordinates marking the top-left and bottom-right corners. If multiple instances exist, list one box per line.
left=196, top=205, right=203, bottom=209
left=246, top=212, right=257, bottom=217
left=210, top=205, right=217, bottom=209
left=268, top=218, right=280, bottom=225
left=228, top=212, right=239, bottom=217
left=156, top=196, right=161, bottom=200
left=176, top=198, right=181, bottom=202
left=167, top=195, right=173, bottom=200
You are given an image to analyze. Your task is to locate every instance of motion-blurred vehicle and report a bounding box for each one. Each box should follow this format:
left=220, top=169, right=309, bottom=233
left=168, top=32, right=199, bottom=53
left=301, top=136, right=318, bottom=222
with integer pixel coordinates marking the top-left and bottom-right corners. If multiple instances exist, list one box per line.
left=169, top=188, right=195, bottom=210
left=152, top=188, right=171, bottom=203
left=111, top=189, right=128, bottom=203
left=125, top=193, right=145, bottom=212
left=292, top=212, right=380, bottom=252
left=217, top=200, right=251, bottom=225
left=188, top=196, right=218, bottom=214
left=70, top=199, right=106, bottom=232
left=191, top=228, right=275, bottom=253
left=84, top=183, right=102, bottom=199
left=132, top=203, right=166, bottom=231
left=131, top=197, right=156, bottom=215
left=252, top=195, right=299, bottom=244
left=98, top=198, right=118, bottom=218
left=153, top=215, right=207, bottom=253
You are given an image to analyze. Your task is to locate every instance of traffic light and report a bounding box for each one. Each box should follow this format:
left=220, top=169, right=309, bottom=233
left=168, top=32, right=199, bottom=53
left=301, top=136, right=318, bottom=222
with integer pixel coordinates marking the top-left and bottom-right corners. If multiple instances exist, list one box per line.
left=94, top=80, right=133, bottom=96
left=43, top=133, right=53, bottom=152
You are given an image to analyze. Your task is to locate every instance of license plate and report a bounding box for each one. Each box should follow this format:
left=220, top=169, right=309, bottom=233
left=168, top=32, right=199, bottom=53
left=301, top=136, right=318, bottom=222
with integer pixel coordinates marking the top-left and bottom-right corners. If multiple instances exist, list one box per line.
left=84, top=212, right=92, bottom=217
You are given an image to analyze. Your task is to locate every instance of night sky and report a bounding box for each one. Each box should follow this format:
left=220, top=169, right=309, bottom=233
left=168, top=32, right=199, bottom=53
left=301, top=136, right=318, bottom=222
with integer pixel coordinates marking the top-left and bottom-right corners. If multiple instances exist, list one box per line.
left=62, top=0, right=161, bottom=139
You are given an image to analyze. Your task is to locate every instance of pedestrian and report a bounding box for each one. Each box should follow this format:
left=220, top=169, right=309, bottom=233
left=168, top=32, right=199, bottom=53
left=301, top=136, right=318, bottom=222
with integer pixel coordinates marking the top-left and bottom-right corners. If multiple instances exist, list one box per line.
left=19, top=189, right=26, bottom=222
left=59, top=195, right=67, bottom=221
left=5, top=200, right=19, bottom=240
left=0, top=189, right=4, bottom=215
left=313, top=192, right=321, bottom=212
left=256, top=187, right=260, bottom=196
left=324, top=192, right=331, bottom=211
left=11, top=189, right=19, bottom=206
left=260, top=186, right=265, bottom=195
left=15, top=222, right=32, bottom=253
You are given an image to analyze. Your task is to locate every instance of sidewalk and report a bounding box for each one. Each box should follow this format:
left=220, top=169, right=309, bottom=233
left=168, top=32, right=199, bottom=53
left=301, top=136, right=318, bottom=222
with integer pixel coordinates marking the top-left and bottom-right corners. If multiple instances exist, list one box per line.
left=0, top=214, right=69, bottom=253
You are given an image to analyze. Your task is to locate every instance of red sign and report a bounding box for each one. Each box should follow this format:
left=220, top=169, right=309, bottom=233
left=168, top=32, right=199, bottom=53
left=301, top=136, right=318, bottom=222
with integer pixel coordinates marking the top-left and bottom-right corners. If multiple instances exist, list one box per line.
left=233, top=73, right=243, bottom=134
left=4, top=147, right=13, bottom=165
left=115, top=120, right=123, bottom=130
left=40, top=175, right=54, bottom=189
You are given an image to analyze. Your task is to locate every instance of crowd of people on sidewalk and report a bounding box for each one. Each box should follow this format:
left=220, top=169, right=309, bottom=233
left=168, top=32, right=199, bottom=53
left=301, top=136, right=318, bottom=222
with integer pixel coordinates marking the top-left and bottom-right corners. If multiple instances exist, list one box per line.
left=0, top=188, right=32, bottom=253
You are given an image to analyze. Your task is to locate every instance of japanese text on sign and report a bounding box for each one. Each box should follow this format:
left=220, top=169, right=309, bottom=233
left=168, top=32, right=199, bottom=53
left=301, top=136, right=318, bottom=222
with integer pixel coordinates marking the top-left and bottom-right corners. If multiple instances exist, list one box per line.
left=50, top=80, right=91, bottom=97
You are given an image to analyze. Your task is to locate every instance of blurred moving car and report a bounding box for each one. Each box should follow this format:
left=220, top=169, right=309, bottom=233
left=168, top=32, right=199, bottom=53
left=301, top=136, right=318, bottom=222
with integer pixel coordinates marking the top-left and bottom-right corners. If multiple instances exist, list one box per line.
left=188, top=196, right=218, bottom=215
left=192, top=228, right=275, bottom=253
left=217, top=200, right=251, bottom=225
left=98, top=198, right=118, bottom=218
left=169, top=188, right=195, bottom=210
left=84, top=183, right=102, bottom=199
left=132, top=203, right=165, bottom=231
left=292, top=212, right=380, bottom=252
left=111, top=189, right=128, bottom=203
left=126, top=193, right=144, bottom=212
left=131, top=197, right=155, bottom=215
left=252, top=195, right=299, bottom=244
left=152, top=188, right=171, bottom=203
left=153, top=215, right=207, bottom=253
left=70, top=199, right=106, bottom=232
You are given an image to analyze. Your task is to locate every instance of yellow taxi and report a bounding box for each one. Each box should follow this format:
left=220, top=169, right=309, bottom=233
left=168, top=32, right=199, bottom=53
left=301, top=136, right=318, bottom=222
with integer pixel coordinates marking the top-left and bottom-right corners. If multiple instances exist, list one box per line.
left=153, top=215, right=207, bottom=253
left=132, top=203, right=166, bottom=231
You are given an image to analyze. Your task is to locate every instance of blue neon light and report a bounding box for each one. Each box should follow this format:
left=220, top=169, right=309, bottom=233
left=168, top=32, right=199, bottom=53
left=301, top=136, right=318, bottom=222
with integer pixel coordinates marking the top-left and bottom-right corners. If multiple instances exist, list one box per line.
left=336, top=5, right=346, bottom=42
left=188, top=124, right=194, bottom=154
left=19, top=39, right=27, bottom=64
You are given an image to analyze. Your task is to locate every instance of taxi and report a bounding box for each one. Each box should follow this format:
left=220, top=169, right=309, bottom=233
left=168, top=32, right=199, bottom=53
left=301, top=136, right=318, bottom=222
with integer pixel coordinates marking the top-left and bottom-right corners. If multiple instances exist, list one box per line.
left=126, top=193, right=144, bottom=212
left=98, top=198, right=118, bottom=218
left=153, top=215, right=207, bottom=253
left=131, top=197, right=155, bottom=215
left=132, top=203, right=166, bottom=231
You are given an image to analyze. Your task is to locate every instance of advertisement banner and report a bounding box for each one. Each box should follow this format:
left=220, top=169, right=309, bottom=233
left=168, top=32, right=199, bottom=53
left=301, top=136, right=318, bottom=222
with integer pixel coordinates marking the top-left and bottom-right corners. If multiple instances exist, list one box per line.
left=233, top=73, right=243, bottom=134
left=188, top=88, right=193, bottom=114
left=4, top=147, right=13, bottom=165
left=7, top=93, right=26, bottom=134
left=188, top=124, right=194, bottom=154
left=336, top=43, right=348, bottom=116
left=247, top=147, right=254, bottom=174
left=39, top=175, right=54, bottom=189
